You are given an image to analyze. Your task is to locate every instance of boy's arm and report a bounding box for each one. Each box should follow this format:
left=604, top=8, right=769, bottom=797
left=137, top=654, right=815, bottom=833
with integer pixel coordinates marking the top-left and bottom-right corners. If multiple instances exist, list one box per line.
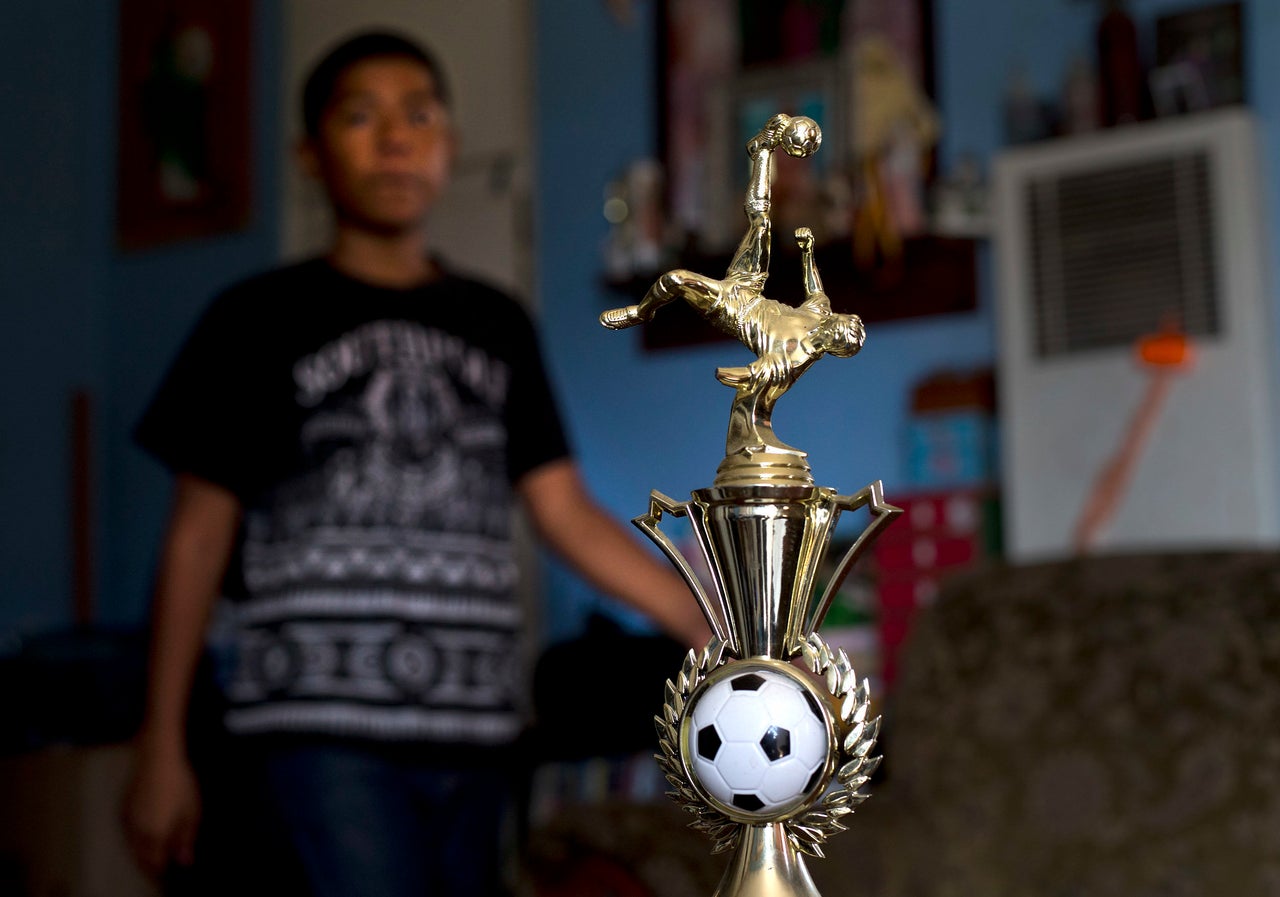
left=123, top=474, right=242, bottom=877
left=517, top=458, right=709, bottom=649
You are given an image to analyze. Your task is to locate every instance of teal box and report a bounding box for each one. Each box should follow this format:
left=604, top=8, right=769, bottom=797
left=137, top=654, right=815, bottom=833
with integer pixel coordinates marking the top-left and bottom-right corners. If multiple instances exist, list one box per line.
left=907, top=412, right=998, bottom=488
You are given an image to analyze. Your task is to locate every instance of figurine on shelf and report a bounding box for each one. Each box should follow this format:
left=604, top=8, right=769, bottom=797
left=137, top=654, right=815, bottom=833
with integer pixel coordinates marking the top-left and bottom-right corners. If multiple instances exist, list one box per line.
left=601, top=114, right=865, bottom=461
left=849, top=34, right=940, bottom=271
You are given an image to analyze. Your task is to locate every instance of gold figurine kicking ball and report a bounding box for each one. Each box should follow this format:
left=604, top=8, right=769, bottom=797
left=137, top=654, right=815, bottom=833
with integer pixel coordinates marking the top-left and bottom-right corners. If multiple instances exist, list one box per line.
left=602, top=115, right=865, bottom=485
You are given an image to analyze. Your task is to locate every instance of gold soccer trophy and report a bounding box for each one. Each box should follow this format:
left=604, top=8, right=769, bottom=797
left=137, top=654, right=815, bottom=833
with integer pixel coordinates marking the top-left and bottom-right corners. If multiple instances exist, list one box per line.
left=601, top=114, right=902, bottom=897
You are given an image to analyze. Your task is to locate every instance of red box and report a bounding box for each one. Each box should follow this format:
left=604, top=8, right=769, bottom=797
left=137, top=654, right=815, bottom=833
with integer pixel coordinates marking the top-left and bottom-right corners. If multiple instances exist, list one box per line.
left=870, top=488, right=1001, bottom=690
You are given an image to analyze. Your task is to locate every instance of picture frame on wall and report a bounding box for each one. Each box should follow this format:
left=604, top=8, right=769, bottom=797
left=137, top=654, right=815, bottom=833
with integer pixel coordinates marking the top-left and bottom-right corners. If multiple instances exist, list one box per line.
left=690, top=59, right=844, bottom=253
left=1150, top=2, right=1243, bottom=118
left=638, top=0, right=974, bottom=351
left=657, top=0, right=933, bottom=253
left=116, top=0, right=253, bottom=251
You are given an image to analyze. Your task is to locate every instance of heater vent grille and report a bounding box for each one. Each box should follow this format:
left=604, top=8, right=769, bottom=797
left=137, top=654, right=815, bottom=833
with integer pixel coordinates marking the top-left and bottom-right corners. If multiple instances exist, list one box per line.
left=992, top=109, right=1278, bottom=559
left=1027, top=152, right=1219, bottom=358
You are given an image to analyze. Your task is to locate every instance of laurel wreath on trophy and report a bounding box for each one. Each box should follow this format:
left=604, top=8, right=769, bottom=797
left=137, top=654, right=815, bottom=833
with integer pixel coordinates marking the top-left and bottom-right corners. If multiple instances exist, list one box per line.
left=654, top=632, right=881, bottom=857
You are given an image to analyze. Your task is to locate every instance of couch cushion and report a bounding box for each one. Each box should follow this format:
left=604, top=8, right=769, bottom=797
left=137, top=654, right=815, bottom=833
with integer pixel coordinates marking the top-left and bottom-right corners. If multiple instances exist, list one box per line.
left=880, top=552, right=1280, bottom=897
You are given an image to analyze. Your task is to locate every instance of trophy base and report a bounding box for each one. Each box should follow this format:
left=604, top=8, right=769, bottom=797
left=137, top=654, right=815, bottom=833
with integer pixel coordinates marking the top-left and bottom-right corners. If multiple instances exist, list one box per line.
left=712, top=823, right=822, bottom=897
left=714, top=448, right=813, bottom=488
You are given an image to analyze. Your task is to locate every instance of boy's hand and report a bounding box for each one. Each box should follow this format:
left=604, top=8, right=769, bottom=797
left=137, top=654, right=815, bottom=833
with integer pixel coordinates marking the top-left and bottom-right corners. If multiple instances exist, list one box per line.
left=121, top=742, right=201, bottom=878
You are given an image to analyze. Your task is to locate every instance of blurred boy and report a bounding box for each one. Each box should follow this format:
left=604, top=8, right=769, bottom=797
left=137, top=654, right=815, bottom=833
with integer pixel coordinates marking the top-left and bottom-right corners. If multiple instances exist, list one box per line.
left=122, top=31, right=704, bottom=897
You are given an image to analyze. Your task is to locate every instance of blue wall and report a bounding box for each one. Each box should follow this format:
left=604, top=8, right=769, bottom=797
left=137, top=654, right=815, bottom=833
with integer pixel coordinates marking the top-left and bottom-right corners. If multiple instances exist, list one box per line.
left=531, top=0, right=1280, bottom=640
left=1, top=2, right=111, bottom=637
left=4, top=0, right=1278, bottom=644
left=0, top=1, right=282, bottom=637
left=531, top=0, right=996, bottom=640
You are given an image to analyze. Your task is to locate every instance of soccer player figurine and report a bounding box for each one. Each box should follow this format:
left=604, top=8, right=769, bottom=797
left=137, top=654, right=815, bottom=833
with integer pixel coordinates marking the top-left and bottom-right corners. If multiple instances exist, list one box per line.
left=601, top=114, right=865, bottom=478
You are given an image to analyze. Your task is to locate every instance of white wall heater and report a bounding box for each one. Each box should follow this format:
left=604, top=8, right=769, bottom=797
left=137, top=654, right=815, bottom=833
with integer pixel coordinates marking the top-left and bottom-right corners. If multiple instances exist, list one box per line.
left=992, top=107, right=1279, bottom=560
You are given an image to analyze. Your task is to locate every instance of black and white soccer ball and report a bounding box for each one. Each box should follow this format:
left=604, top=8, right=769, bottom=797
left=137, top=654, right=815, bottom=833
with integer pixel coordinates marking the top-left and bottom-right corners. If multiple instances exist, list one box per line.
left=684, top=664, right=832, bottom=819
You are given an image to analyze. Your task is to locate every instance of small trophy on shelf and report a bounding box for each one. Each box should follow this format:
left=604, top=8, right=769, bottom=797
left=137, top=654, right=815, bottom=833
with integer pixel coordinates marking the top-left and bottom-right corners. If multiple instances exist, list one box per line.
left=600, top=113, right=902, bottom=897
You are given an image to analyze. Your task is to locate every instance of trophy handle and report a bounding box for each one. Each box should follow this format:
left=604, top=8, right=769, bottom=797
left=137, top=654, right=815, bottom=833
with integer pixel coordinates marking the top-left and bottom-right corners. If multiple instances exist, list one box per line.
left=805, top=481, right=903, bottom=638
left=634, top=491, right=732, bottom=646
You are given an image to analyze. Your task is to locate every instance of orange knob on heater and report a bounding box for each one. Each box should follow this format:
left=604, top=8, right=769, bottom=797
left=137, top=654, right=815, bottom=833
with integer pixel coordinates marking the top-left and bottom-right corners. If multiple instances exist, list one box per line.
left=1136, top=327, right=1194, bottom=369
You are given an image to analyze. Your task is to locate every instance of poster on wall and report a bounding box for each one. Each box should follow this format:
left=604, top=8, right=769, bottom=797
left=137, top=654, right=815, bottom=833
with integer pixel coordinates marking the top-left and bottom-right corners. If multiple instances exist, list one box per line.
left=659, top=0, right=933, bottom=252
left=1151, top=2, right=1243, bottom=117
left=642, top=0, right=971, bottom=351
left=116, top=0, right=253, bottom=251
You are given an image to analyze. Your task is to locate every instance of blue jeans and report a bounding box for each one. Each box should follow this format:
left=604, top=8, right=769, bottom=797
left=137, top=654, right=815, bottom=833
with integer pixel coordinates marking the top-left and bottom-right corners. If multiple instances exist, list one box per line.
left=255, top=742, right=514, bottom=897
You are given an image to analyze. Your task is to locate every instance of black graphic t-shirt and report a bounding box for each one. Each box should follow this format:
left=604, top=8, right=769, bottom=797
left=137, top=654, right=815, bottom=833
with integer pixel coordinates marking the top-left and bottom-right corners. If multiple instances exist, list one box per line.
left=136, top=259, right=570, bottom=749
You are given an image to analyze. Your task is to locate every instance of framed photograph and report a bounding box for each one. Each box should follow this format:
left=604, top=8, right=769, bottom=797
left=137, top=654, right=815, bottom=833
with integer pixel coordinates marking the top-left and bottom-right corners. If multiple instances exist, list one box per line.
left=685, top=59, right=844, bottom=252
left=657, top=0, right=934, bottom=252
left=1152, top=2, right=1243, bottom=117
left=116, top=0, right=253, bottom=251
left=637, top=0, right=968, bottom=350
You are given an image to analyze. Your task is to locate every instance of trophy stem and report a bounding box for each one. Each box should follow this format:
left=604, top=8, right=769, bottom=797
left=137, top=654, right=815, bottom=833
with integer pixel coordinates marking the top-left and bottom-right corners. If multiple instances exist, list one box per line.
left=635, top=482, right=901, bottom=660
left=687, top=485, right=842, bottom=659
left=712, top=824, right=821, bottom=897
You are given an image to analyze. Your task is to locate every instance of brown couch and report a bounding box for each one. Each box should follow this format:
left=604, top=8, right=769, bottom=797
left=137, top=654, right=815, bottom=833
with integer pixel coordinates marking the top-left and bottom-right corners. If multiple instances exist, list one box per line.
left=833, top=550, right=1280, bottom=897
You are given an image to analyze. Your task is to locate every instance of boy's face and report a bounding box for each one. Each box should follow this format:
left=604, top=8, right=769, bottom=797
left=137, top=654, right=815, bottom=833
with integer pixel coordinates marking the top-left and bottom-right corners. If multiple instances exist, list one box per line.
left=304, top=56, right=455, bottom=236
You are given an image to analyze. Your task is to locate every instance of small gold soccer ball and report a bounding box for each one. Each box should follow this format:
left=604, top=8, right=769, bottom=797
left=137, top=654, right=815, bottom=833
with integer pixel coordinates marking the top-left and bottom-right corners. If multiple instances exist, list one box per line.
left=780, top=116, right=822, bottom=158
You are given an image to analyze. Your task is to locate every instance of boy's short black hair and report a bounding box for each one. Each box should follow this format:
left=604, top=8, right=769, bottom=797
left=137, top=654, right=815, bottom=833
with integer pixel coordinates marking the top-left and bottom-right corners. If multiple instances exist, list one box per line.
left=302, top=31, right=451, bottom=138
